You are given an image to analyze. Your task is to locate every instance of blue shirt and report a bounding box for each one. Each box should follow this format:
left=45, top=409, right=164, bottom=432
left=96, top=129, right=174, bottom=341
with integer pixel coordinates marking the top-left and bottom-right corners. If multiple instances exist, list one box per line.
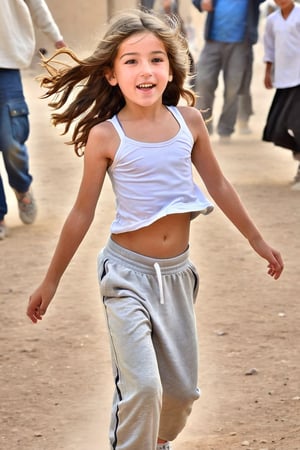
left=210, top=0, right=248, bottom=43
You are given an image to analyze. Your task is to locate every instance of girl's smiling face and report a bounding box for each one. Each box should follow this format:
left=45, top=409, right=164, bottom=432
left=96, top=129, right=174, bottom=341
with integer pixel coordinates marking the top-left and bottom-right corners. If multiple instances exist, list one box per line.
left=106, top=31, right=172, bottom=107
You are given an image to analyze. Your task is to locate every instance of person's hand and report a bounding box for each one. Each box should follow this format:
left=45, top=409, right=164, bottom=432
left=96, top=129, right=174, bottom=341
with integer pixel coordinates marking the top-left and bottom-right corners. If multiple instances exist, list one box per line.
left=266, top=248, right=283, bottom=279
left=264, top=72, right=273, bottom=89
left=55, top=40, right=67, bottom=49
left=249, top=236, right=284, bottom=280
left=264, top=63, right=273, bottom=89
left=162, top=0, right=173, bottom=14
left=27, top=282, right=57, bottom=323
left=201, top=0, right=214, bottom=11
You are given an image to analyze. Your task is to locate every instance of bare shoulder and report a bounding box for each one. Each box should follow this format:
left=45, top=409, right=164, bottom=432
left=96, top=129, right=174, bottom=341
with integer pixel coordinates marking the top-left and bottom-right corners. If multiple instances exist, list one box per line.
left=86, top=120, right=120, bottom=162
left=177, top=105, right=203, bottom=121
left=177, top=105, right=208, bottom=139
left=88, top=120, right=116, bottom=140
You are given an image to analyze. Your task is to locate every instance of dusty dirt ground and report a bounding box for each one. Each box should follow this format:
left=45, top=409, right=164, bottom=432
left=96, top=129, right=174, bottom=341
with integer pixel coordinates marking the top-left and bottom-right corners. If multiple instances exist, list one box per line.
left=1, top=40, right=300, bottom=450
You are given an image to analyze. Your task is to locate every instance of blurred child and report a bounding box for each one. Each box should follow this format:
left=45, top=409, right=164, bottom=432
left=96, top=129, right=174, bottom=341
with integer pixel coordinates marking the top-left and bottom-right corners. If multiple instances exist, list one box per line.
left=262, top=0, right=300, bottom=189
left=0, top=0, right=66, bottom=240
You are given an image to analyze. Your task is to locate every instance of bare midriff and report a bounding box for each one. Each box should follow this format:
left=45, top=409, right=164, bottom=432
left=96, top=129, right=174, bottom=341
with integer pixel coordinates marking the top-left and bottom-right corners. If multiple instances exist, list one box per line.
left=111, top=213, right=191, bottom=258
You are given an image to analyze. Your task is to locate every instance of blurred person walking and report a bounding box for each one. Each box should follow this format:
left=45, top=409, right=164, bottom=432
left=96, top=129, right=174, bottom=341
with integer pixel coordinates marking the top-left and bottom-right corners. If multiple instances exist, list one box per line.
left=0, top=0, right=66, bottom=240
left=262, top=0, right=300, bottom=190
left=140, top=0, right=156, bottom=9
left=192, top=0, right=264, bottom=141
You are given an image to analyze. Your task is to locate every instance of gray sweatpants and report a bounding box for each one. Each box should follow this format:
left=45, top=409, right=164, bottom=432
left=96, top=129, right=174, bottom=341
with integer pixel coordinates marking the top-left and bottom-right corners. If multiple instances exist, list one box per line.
left=97, top=238, right=201, bottom=450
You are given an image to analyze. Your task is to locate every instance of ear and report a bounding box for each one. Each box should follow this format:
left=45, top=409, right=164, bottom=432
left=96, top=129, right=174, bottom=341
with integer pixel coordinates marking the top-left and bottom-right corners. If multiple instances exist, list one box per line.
left=168, top=73, right=173, bottom=82
left=105, top=69, right=118, bottom=86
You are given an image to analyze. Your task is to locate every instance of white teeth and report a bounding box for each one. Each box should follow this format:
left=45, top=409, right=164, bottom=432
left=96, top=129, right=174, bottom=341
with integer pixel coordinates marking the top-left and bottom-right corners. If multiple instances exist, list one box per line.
left=138, top=83, right=153, bottom=88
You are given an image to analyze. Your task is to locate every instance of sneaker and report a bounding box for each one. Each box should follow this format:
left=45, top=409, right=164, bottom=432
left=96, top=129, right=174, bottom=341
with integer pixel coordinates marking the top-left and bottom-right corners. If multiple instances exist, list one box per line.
left=237, top=120, right=252, bottom=135
left=218, top=135, right=231, bottom=144
left=0, top=221, right=7, bottom=240
left=157, top=443, right=171, bottom=450
left=15, top=189, right=37, bottom=224
left=291, top=163, right=300, bottom=190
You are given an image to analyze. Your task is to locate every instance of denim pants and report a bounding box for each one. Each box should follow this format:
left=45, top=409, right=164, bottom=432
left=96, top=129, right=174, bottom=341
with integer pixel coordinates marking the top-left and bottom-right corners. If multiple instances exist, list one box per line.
left=195, top=40, right=248, bottom=136
left=0, top=69, right=32, bottom=220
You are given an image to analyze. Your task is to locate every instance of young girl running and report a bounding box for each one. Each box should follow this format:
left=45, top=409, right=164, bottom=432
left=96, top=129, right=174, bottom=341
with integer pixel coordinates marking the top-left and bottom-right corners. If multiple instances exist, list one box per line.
left=27, top=9, right=283, bottom=450
left=262, top=0, right=300, bottom=189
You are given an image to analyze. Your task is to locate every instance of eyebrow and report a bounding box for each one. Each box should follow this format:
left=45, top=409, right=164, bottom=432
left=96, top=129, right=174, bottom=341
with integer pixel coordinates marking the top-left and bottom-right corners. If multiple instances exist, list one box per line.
left=119, top=50, right=167, bottom=60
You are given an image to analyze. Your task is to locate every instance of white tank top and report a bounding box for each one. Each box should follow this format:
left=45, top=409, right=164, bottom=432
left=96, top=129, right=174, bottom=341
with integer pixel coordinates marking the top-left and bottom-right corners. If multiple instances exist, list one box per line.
left=107, top=106, right=214, bottom=234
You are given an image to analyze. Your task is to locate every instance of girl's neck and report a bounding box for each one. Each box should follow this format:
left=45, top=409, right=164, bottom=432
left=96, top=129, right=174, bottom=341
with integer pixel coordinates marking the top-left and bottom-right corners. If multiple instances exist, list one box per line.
left=118, top=102, right=167, bottom=122
left=116, top=104, right=179, bottom=143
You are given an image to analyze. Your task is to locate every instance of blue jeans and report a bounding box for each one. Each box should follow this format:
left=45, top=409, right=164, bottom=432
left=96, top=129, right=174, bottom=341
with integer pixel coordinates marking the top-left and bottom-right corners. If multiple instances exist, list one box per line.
left=0, top=69, right=32, bottom=220
left=140, top=0, right=155, bottom=8
left=195, top=40, right=248, bottom=136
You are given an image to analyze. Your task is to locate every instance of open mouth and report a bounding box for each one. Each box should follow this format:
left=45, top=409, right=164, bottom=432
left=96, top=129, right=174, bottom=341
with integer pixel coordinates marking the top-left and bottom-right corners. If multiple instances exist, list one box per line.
left=137, top=83, right=155, bottom=89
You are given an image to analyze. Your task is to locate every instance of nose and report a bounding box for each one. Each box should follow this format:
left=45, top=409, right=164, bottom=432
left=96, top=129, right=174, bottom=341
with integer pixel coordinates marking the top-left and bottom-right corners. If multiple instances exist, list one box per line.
left=140, top=60, right=152, bottom=77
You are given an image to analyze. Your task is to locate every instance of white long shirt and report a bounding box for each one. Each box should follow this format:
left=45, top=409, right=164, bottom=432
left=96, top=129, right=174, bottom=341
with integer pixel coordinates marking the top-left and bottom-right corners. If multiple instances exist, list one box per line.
left=0, top=0, right=63, bottom=69
left=263, top=4, right=300, bottom=88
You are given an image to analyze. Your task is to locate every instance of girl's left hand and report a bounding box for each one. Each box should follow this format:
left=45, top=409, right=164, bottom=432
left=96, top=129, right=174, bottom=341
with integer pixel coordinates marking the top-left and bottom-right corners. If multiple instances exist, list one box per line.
left=249, top=236, right=284, bottom=280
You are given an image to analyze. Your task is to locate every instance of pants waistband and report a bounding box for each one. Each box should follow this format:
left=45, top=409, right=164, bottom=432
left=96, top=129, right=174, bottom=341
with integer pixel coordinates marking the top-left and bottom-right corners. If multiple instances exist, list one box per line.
left=102, top=237, right=190, bottom=276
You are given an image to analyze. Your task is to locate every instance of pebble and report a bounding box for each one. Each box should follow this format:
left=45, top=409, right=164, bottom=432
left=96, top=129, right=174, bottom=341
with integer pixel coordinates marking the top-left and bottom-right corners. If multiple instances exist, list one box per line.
left=245, top=368, right=258, bottom=376
left=34, top=432, right=43, bottom=437
left=214, top=330, right=228, bottom=336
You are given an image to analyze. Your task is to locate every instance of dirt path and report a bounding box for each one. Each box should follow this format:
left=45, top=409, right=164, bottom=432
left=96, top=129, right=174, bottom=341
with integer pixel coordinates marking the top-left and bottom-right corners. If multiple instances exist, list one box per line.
left=1, top=41, right=299, bottom=450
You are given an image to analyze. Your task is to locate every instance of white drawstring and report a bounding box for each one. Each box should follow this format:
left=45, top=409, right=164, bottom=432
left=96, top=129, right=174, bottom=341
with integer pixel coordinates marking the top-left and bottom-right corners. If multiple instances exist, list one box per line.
left=154, top=262, right=165, bottom=305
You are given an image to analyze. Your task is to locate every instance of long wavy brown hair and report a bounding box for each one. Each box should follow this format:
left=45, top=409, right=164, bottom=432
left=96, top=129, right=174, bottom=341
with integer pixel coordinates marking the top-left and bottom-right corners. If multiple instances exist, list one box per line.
left=39, top=9, right=195, bottom=156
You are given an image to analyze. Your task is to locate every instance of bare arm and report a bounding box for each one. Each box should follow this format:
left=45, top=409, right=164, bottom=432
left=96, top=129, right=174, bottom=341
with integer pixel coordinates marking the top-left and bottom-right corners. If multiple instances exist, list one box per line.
left=180, top=107, right=284, bottom=279
left=27, top=0, right=65, bottom=45
left=26, top=123, right=113, bottom=323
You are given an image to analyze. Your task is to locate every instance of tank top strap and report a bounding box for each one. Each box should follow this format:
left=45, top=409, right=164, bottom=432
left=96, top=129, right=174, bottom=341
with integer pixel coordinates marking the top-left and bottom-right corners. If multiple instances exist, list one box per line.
left=107, top=114, right=125, bottom=138
left=108, top=106, right=189, bottom=139
left=166, top=105, right=188, bottom=129
left=166, top=105, right=193, bottom=140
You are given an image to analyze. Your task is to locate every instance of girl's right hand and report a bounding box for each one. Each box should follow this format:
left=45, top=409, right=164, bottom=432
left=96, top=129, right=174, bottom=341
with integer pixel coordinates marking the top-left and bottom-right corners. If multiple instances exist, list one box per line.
left=27, top=282, right=57, bottom=323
